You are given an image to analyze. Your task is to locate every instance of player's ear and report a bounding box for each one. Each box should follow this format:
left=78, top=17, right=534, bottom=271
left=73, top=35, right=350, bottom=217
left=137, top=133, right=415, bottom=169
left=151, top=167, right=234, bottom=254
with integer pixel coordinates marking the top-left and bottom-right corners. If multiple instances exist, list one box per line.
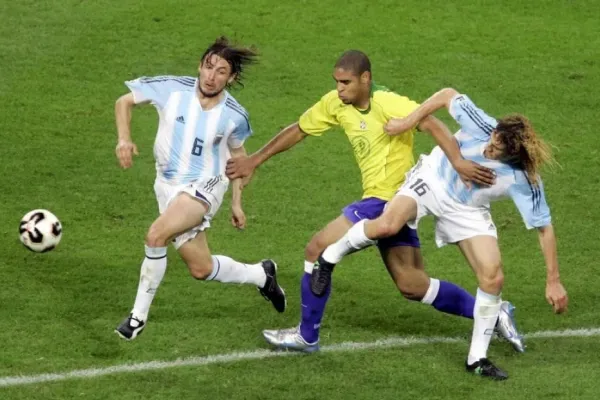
left=227, top=73, right=237, bottom=85
left=360, top=71, right=370, bottom=84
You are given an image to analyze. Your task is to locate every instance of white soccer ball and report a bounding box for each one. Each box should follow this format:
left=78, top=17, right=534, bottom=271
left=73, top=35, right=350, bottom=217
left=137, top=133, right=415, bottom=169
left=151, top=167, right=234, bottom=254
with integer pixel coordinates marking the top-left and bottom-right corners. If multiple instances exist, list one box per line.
left=19, top=209, right=63, bottom=253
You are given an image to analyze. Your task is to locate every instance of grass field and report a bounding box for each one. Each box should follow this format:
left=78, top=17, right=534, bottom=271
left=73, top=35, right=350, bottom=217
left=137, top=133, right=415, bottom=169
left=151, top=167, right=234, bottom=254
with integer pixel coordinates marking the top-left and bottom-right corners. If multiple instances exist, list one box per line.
left=1, top=0, right=599, bottom=398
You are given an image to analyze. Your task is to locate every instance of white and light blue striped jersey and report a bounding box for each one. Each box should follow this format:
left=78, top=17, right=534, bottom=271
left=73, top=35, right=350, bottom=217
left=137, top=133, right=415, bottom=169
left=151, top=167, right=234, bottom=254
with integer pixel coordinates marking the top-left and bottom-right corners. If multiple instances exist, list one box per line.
left=421, top=93, right=551, bottom=229
left=125, top=75, right=252, bottom=184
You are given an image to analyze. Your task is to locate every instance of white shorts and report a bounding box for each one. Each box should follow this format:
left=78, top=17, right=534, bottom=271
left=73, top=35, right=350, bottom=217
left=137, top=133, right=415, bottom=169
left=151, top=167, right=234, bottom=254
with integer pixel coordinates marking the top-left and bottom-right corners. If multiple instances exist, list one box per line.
left=396, top=162, right=497, bottom=247
left=154, top=175, right=229, bottom=249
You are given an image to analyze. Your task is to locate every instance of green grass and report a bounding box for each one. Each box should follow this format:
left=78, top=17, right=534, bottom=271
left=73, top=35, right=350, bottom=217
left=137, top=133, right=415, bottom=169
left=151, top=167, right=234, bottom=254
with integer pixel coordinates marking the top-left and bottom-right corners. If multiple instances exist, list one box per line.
left=1, top=0, right=599, bottom=398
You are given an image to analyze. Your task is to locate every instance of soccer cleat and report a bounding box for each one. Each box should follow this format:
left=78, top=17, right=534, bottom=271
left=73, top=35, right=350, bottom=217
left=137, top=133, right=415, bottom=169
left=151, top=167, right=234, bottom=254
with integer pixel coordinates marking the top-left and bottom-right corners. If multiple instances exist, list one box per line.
left=495, top=301, right=526, bottom=353
left=310, top=254, right=336, bottom=297
left=115, top=314, right=146, bottom=341
left=466, top=358, right=508, bottom=380
left=258, top=259, right=287, bottom=313
left=263, top=326, right=320, bottom=353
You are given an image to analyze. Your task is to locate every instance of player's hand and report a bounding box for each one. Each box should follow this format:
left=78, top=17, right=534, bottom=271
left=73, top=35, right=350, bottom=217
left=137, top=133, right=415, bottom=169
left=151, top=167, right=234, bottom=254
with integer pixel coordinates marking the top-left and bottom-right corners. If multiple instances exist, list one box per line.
left=115, top=139, right=139, bottom=169
left=384, top=117, right=417, bottom=136
left=453, top=158, right=496, bottom=189
left=226, top=155, right=257, bottom=180
left=231, top=205, right=246, bottom=230
left=546, top=280, right=568, bottom=314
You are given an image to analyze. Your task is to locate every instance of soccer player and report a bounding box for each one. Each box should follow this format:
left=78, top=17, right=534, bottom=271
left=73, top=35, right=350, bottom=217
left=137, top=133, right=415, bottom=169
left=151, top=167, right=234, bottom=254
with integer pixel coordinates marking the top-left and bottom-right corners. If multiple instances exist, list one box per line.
left=226, top=51, right=524, bottom=353
left=113, top=37, right=286, bottom=341
left=316, top=87, right=569, bottom=379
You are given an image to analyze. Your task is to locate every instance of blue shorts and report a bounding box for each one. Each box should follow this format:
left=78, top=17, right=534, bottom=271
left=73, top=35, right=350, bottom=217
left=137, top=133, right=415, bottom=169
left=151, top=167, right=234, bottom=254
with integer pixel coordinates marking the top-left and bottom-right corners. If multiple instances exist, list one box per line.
left=342, top=197, right=420, bottom=250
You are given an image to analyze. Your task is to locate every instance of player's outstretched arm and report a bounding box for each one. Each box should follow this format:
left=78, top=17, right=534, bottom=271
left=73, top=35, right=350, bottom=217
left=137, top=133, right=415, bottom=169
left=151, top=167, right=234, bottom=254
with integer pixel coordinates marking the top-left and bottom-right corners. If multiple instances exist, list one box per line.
left=229, top=145, right=248, bottom=229
left=115, top=93, right=142, bottom=169
left=418, top=116, right=495, bottom=187
left=225, top=122, right=307, bottom=180
left=385, top=88, right=459, bottom=135
left=537, top=224, right=568, bottom=313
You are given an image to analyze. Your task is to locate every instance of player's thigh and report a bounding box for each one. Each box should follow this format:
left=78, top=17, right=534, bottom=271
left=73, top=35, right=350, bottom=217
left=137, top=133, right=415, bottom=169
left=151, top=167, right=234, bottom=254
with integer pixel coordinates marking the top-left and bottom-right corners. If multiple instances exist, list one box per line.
left=457, top=235, right=504, bottom=294
left=374, top=194, right=419, bottom=238
left=380, top=245, right=430, bottom=299
left=178, top=231, right=213, bottom=279
left=148, top=193, right=209, bottom=242
left=305, top=215, right=353, bottom=261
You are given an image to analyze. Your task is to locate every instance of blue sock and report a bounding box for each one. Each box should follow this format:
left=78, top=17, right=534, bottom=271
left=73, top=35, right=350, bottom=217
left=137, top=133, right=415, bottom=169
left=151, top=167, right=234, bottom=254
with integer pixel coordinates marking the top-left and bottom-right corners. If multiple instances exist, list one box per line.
left=299, top=272, right=331, bottom=343
left=430, top=280, right=475, bottom=319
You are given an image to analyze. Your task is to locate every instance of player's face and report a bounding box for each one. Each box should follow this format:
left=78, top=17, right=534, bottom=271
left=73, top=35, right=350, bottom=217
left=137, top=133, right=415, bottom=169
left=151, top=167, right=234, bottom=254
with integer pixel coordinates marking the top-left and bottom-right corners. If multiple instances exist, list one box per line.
left=333, top=68, right=370, bottom=105
left=198, top=54, right=235, bottom=98
left=484, top=131, right=508, bottom=160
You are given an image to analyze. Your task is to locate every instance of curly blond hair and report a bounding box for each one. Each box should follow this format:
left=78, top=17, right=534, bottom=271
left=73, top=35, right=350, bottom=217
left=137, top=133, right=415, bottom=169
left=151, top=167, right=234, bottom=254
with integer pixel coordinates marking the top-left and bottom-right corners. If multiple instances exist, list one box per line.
left=495, top=114, right=556, bottom=185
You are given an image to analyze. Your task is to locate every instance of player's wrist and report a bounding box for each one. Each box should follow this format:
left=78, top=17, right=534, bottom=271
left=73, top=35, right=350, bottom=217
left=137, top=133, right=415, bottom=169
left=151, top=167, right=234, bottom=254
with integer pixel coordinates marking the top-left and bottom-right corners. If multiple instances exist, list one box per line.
left=249, top=153, right=264, bottom=168
left=117, top=136, right=132, bottom=144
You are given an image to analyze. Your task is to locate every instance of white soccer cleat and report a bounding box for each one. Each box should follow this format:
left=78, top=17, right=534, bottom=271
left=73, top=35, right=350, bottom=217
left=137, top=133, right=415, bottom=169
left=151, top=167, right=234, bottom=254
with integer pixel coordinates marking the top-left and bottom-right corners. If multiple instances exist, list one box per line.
left=263, top=326, right=320, bottom=353
left=495, top=301, right=525, bottom=353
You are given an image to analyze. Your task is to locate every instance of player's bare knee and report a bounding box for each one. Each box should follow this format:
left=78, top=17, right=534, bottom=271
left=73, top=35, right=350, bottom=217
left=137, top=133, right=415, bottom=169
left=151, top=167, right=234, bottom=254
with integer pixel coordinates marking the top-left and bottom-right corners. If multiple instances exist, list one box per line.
left=145, top=224, right=168, bottom=247
left=187, top=260, right=213, bottom=280
left=478, top=264, right=504, bottom=293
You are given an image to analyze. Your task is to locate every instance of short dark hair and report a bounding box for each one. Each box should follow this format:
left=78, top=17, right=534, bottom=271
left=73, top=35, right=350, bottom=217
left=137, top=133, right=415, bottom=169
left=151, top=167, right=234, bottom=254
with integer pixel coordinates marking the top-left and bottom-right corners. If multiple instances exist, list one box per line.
left=335, top=50, right=371, bottom=76
left=201, top=36, right=258, bottom=87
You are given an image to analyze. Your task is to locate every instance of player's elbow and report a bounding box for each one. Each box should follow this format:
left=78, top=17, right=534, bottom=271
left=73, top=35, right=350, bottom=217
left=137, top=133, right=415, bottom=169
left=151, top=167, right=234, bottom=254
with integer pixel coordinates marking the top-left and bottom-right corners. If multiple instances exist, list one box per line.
left=440, top=87, right=459, bottom=98
left=115, top=93, right=135, bottom=110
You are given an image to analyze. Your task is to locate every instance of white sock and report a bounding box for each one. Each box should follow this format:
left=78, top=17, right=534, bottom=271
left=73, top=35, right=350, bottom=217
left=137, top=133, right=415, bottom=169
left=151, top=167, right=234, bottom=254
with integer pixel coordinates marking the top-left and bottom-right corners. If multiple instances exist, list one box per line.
left=304, top=260, right=314, bottom=274
left=468, top=288, right=502, bottom=365
left=207, top=255, right=267, bottom=287
left=131, top=246, right=168, bottom=322
left=322, top=220, right=375, bottom=263
left=420, top=278, right=440, bottom=305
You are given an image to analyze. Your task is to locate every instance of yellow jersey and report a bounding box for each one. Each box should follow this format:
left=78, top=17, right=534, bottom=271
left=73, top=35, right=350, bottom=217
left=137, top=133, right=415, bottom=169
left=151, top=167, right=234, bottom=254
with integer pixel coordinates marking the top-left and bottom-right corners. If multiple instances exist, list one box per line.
left=298, top=84, right=419, bottom=200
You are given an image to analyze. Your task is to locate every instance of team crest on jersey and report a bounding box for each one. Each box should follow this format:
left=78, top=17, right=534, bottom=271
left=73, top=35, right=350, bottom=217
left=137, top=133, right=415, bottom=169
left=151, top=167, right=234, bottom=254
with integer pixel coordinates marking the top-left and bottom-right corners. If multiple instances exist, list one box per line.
left=360, top=120, right=367, bottom=130
left=351, top=136, right=371, bottom=159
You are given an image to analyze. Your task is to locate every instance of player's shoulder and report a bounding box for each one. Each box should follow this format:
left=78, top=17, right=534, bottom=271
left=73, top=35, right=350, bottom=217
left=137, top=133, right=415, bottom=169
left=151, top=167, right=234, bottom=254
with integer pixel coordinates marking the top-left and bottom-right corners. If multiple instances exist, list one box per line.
left=372, top=85, right=416, bottom=104
left=510, top=168, right=546, bottom=189
left=320, top=89, right=341, bottom=105
left=224, top=93, right=250, bottom=124
left=135, top=75, right=196, bottom=91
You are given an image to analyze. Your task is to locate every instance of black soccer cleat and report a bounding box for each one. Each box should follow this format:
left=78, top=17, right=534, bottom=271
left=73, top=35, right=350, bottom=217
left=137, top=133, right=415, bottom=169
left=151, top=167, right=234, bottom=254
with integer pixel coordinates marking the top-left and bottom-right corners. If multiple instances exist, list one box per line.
left=258, top=259, right=287, bottom=313
left=466, top=358, right=509, bottom=380
left=115, top=314, right=146, bottom=341
left=310, top=254, right=336, bottom=297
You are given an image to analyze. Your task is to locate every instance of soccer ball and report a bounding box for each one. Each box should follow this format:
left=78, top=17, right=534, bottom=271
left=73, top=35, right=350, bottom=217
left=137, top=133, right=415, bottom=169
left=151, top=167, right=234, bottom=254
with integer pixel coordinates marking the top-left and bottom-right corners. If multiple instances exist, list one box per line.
left=19, top=209, right=63, bottom=252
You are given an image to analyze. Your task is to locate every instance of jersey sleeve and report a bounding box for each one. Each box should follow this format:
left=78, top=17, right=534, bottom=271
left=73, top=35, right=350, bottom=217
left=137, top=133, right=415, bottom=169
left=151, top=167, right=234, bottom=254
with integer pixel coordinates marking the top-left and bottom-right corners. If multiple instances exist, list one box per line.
left=227, top=113, right=252, bottom=149
left=508, top=175, right=552, bottom=229
left=448, top=94, right=497, bottom=141
left=298, top=91, right=339, bottom=136
left=379, top=92, right=420, bottom=119
left=124, top=75, right=196, bottom=109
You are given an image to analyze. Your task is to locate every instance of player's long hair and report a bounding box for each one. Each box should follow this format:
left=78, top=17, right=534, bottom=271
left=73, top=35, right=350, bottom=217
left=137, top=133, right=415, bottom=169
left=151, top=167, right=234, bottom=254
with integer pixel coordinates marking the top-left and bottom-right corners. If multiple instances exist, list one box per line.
left=496, top=114, right=556, bottom=185
left=201, top=36, right=258, bottom=88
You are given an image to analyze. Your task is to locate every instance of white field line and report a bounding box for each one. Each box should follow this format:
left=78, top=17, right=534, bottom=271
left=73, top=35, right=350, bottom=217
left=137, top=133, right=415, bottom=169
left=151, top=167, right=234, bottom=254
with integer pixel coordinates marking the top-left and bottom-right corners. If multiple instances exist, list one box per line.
left=1, top=327, right=599, bottom=388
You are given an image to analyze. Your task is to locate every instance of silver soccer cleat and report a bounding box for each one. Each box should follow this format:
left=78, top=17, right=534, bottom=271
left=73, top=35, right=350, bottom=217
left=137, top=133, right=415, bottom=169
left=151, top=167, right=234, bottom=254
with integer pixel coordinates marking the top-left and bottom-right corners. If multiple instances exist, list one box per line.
left=262, top=326, right=320, bottom=353
left=495, top=301, right=526, bottom=353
